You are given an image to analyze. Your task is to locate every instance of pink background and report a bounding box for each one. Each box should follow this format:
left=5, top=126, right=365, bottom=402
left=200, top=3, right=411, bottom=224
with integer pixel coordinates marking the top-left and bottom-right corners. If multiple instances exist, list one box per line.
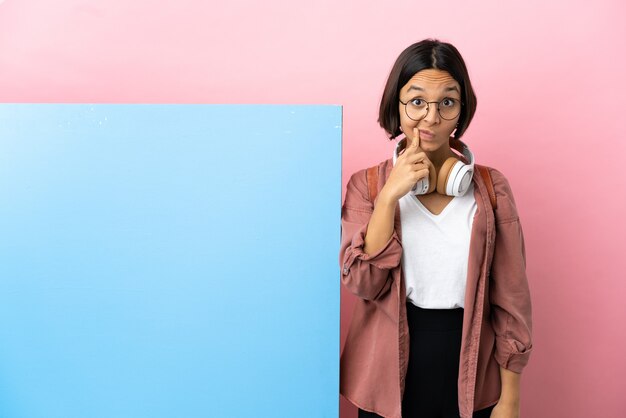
left=1, top=1, right=625, bottom=417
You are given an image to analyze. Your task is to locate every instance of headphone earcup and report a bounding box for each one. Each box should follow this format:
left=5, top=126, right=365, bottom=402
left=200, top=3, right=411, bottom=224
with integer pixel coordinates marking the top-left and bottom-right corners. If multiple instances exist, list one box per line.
left=438, top=158, right=474, bottom=196
left=437, top=157, right=460, bottom=195
left=452, top=164, right=474, bottom=196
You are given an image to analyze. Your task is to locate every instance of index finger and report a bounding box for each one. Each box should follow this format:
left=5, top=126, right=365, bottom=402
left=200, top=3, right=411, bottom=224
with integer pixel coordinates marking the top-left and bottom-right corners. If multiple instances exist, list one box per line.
left=412, top=127, right=420, bottom=150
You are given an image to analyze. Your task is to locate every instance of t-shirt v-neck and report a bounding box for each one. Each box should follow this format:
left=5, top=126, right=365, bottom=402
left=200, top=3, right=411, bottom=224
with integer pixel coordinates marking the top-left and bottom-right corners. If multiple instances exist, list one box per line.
left=408, top=193, right=460, bottom=221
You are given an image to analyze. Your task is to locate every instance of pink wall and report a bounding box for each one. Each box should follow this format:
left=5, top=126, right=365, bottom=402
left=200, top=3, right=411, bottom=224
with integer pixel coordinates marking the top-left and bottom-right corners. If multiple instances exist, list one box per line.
left=2, top=0, right=625, bottom=417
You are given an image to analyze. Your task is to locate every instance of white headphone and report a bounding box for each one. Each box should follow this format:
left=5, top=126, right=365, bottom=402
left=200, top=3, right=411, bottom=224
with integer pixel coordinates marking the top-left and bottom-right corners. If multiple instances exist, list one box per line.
left=392, top=131, right=475, bottom=197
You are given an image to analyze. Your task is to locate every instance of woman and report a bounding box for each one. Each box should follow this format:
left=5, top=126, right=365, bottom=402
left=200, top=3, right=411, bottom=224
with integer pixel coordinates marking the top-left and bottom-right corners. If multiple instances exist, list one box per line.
left=339, top=39, right=533, bottom=418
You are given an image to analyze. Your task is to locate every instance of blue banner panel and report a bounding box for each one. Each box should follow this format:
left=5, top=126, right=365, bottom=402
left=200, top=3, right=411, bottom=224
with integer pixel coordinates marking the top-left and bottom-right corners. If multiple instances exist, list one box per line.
left=0, top=104, right=341, bottom=418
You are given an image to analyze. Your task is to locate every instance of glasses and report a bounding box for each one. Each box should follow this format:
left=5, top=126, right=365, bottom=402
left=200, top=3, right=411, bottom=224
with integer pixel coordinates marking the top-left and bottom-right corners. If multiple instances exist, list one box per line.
left=399, top=97, right=463, bottom=121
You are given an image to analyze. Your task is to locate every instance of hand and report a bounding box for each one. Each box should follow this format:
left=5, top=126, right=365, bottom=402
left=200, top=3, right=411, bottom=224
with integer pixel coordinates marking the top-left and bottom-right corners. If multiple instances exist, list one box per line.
left=489, top=399, right=520, bottom=418
left=381, top=127, right=434, bottom=202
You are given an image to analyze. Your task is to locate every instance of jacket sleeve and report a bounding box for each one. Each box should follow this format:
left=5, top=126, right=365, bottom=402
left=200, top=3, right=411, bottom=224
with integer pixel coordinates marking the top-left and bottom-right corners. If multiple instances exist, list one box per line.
left=488, top=168, right=533, bottom=374
left=339, top=168, right=403, bottom=301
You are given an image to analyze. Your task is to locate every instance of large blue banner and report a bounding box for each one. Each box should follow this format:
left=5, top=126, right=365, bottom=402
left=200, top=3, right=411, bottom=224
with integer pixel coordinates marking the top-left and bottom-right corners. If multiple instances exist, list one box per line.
left=0, top=104, right=342, bottom=418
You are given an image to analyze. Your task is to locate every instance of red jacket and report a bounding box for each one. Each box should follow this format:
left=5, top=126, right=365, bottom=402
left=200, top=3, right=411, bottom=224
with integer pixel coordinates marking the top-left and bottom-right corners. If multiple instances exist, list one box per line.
left=339, top=157, right=533, bottom=418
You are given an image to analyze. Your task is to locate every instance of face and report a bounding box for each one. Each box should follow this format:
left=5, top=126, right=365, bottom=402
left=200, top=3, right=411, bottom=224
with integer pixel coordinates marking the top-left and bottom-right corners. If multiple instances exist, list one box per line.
left=398, top=68, right=462, bottom=151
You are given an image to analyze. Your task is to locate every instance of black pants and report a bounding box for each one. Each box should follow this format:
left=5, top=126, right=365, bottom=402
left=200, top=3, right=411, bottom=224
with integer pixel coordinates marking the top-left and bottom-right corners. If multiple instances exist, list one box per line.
left=358, top=301, right=497, bottom=418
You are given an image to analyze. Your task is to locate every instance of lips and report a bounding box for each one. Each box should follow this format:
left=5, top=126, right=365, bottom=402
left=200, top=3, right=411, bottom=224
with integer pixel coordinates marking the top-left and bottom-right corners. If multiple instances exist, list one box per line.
left=419, top=129, right=434, bottom=138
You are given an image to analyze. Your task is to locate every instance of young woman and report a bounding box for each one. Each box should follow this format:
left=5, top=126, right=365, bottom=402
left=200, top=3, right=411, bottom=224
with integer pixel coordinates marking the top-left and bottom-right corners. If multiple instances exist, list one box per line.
left=339, top=39, right=533, bottom=418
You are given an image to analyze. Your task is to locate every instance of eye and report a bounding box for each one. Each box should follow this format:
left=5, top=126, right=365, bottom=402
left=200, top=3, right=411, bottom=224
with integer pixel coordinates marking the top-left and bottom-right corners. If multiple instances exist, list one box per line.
left=441, top=98, right=457, bottom=107
left=409, top=98, right=425, bottom=106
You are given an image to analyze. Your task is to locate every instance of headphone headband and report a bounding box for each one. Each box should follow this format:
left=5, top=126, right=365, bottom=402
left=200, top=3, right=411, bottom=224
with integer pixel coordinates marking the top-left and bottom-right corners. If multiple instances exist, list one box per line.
left=450, top=137, right=474, bottom=169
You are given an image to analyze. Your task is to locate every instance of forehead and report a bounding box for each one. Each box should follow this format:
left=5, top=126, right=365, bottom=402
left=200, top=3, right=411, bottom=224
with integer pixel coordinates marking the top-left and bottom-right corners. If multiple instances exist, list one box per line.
left=401, top=69, right=460, bottom=93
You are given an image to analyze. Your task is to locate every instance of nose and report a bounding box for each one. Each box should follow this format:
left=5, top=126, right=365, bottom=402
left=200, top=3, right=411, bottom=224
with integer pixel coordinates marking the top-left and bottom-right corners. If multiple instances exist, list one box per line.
left=422, top=102, right=440, bottom=124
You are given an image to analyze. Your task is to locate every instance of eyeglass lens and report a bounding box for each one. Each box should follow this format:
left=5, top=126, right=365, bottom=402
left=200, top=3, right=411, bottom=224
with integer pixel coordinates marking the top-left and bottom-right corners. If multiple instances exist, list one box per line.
left=406, top=99, right=461, bottom=121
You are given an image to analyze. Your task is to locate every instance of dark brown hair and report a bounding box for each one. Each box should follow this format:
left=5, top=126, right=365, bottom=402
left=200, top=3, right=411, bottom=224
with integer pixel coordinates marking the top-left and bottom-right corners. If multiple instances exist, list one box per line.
left=378, top=38, right=477, bottom=141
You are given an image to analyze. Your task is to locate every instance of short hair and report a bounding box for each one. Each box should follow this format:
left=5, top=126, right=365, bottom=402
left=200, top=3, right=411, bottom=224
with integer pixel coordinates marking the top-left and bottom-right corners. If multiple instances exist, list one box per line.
left=378, top=38, right=477, bottom=141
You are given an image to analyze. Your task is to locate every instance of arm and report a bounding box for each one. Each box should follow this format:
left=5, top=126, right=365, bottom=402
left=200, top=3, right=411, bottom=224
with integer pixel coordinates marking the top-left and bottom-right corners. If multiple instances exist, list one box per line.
left=339, top=169, right=403, bottom=301
left=489, top=168, right=534, bottom=377
left=364, top=183, right=398, bottom=257
left=498, top=366, right=521, bottom=406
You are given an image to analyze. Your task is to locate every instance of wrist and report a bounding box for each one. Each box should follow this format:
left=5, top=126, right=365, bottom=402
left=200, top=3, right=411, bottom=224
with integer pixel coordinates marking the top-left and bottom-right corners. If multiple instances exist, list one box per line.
left=378, top=187, right=399, bottom=207
left=498, top=394, right=520, bottom=406
left=498, top=366, right=521, bottom=406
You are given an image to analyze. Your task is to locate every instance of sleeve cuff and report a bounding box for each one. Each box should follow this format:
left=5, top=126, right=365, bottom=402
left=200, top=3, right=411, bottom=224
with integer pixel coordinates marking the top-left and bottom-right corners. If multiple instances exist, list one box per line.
left=494, top=337, right=533, bottom=373
left=346, top=221, right=402, bottom=270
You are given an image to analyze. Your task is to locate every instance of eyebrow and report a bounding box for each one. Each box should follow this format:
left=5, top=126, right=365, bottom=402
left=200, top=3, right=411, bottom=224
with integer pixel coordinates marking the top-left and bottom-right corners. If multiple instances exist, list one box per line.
left=407, top=85, right=460, bottom=94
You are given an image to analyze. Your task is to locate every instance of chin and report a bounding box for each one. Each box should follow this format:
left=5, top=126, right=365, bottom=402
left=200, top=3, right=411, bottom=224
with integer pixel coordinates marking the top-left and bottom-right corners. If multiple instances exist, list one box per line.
left=421, top=139, right=441, bottom=148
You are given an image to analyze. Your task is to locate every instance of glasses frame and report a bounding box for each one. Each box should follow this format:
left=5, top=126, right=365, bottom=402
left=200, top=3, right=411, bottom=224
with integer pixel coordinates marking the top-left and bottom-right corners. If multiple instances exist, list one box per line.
left=399, top=97, right=464, bottom=121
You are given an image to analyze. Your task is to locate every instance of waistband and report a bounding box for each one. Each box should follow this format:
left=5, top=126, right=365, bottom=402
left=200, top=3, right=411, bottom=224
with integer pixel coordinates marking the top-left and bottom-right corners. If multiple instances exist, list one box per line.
left=406, top=301, right=464, bottom=332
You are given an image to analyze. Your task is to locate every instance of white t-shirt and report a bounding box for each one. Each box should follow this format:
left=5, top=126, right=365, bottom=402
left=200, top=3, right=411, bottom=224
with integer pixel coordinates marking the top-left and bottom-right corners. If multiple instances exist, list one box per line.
left=397, top=181, right=477, bottom=309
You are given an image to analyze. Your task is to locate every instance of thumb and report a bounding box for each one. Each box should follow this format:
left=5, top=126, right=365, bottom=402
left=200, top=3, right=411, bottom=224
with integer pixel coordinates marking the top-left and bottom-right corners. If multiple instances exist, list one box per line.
left=412, top=127, right=420, bottom=150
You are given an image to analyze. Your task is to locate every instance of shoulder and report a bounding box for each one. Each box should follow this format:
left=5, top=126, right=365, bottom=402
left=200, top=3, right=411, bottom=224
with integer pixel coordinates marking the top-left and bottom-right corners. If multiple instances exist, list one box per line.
left=344, top=167, right=371, bottom=210
left=486, top=167, right=515, bottom=202
left=481, top=165, right=520, bottom=223
left=345, top=158, right=390, bottom=209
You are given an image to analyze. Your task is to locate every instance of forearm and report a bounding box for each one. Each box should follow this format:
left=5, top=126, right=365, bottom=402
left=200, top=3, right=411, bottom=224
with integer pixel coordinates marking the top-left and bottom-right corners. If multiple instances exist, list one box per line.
left=498, top=366, right=521, bottom=405
left=363, top=190, right=397, bottom=256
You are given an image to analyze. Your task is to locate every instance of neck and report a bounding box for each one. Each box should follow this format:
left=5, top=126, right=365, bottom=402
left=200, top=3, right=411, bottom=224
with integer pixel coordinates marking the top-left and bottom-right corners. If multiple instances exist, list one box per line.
left=429, top=147, right=460, bottom=172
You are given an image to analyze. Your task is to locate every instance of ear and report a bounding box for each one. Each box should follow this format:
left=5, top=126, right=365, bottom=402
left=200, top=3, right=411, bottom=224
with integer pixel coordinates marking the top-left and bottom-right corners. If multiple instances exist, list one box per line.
left=451, top=123, right=459, bottom=138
